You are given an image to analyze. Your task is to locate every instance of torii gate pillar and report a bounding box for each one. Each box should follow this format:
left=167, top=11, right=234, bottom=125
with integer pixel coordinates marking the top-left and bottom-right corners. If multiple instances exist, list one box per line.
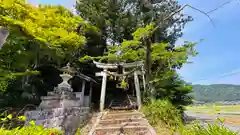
left=134, top=71, right=142, bottom=109
left=99, top=69, right=107, bottom=112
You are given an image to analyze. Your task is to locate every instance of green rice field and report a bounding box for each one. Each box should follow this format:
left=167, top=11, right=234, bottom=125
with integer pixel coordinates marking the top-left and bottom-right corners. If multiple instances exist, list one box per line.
left=186, top=104, right=240, bottom=114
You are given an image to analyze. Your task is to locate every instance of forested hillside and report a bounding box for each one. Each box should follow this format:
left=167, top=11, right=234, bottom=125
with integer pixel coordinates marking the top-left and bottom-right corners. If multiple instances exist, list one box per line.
left=192, top=84, right=240, bottom=102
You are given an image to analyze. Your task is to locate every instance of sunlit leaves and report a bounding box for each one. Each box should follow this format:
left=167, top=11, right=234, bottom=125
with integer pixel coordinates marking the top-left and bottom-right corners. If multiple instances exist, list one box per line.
left=6, top=114, right=12, bottom=120
left=0, top=0, right=98, bottom=92
left=18, top=116, right=27, bottom=121
left=132, top=23, right=155, bottom=40
left=96, top=24, right=197, bottom=66
left=0, top=0, right=95, bottom=54
left=29, top=120, right=35, bottom=126
left=120, top=40, right=141, bottom=50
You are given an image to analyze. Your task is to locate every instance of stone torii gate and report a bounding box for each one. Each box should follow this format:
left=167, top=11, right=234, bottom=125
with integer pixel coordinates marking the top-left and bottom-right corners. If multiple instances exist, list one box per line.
left=94, top=61, right=145, bottom=112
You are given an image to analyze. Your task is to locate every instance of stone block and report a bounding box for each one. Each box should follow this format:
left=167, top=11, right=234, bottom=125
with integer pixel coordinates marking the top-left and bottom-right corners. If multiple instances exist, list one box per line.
left=60, top=99, right=79, bottom=108
left=39, top=98, right=61, bottom=109
left=25, top=107, right=90, bottom=121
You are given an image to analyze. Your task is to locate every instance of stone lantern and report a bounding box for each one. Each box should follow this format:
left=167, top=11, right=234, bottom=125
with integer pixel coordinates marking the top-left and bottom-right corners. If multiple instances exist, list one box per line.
left=55, top=63, right=74, bottom=93
left=36, top=63, right=79, bottom=109
left=24, top=63, right=91, bottom=135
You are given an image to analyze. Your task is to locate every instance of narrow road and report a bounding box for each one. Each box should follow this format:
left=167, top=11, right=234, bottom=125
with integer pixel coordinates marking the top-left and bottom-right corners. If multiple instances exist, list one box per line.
left=185, top=111, right=240, bottom=133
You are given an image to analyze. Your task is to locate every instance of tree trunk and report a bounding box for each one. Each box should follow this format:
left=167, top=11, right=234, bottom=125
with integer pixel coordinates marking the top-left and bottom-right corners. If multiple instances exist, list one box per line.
left=144, top=38, right=155, bottom=102
left=100, top=25, right=107, bottom=56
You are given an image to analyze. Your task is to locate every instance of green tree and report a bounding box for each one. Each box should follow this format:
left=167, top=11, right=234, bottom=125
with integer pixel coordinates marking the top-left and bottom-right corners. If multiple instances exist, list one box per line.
left=76, top=0, right=195, bottom=103
left=0, top=0, right=96, bottom=107
left=75, top=0, right=192, bottom=51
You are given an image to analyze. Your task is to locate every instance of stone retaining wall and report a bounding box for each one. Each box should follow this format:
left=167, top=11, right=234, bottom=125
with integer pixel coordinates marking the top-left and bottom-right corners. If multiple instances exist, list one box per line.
left=25, top=107, right=90, bottom=135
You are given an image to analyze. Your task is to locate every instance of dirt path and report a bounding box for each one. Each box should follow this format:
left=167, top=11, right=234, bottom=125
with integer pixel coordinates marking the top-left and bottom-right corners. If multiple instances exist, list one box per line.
left=88, top=110, right=156, bottom=135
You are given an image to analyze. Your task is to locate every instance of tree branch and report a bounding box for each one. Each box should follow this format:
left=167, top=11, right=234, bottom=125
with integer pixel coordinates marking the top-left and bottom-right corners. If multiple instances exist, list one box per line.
left=161, top=0, right=239, bottom=28
left=207, top=0, right=236, bottom=14
left=163, top=4, right=215, bottom=27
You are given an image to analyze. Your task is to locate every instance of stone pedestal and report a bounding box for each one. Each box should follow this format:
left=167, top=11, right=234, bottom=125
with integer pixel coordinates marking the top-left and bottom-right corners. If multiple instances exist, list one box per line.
left=24, top=72, right=90, bottom=135
left=38, top=91, right=79, bottom=109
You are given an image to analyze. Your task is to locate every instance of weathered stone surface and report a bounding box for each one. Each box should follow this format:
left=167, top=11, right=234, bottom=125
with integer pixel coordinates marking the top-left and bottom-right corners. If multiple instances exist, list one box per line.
left=25, top=107, right=89, bottom=120
left=29, top=112, right=89, bottom=135
left=25, top=72, right=90, bottom=135
left=25, top=107, right=90, bottom=134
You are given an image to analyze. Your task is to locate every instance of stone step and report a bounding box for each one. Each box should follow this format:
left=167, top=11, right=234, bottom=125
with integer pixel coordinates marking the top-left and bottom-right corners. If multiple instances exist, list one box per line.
left=110, top=104, right=122, bottom=107
left=110, top=103, right=122, bottom=105
left=106, top=111, right=138, bottom=115
left=97, top=121, right=149, bottom=127
left=107, top=111, right=142, bottom=115
left=95, top=130, right=149, bottom=135
left=110, top=103, right=122, bottom=104
left=46, top=91, right=77, bottom=98
left=111, top=101, right=122, bottom=103
left=109, top=106, right=137, bottom=110
left=99, top=118, right=148, bottom=125
left=47, top=92, right=58, bottom=96
left=89, top=111, right=156, bottom=135
left=102, top=112, right=143, bottom=119
left=94, top=125, right=152, bottom=135
left=107, top=110, right=135, bottom=114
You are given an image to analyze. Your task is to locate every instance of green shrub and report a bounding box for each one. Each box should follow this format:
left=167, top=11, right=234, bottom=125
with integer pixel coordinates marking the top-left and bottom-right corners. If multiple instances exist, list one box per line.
left=74, top=128, right=81, bottom=135
left=142, top=100, right=237, bottom=135
left=141, top=99, right=181, bottom=127
left=0, top=121, right=63, bottom=135
left=0, top=113, right=63, bottom=135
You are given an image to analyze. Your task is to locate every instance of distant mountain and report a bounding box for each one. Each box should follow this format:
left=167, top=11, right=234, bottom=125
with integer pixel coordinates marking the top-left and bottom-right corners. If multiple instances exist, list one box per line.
left=191, top=84, right=240, bottom=102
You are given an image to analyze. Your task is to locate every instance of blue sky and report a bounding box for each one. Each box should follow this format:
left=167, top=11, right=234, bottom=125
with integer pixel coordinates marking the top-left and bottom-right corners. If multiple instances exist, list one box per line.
left=178, top=0, right=240, bottom=84
left=28, top=0, right=75, bottom=9
left=28, top=0, right=240, bottom=85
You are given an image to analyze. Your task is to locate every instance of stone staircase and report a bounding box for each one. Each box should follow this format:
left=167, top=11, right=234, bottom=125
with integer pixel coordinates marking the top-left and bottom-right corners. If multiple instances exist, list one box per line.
left=108, top=96, right=138, bottom=110
left=89, top=111, right=156, bottom=135
left=109, top=100, right=123, bottom=108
